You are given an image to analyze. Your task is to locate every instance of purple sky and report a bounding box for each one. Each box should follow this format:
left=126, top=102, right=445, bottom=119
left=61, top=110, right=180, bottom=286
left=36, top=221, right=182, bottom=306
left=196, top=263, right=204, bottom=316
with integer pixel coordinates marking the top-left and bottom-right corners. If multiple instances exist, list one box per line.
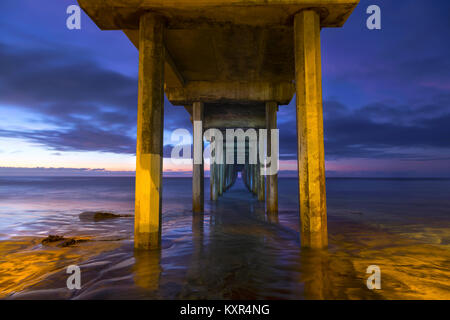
left=0, top=0, right=449, bottom=177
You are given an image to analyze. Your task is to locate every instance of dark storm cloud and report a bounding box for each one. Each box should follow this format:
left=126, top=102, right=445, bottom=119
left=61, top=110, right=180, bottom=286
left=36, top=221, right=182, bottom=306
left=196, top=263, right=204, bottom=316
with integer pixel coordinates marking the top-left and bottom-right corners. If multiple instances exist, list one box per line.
left=0, top=43, right=137, bottom=122
left=0, top=167, right=134, bottom=176
left=277, top=98, right=450, bottom=161
left=0, top=124, right=136, bottom=154
left=0, top=42, right=190, bottom=154
left=0, top=44, right=137, bottom=109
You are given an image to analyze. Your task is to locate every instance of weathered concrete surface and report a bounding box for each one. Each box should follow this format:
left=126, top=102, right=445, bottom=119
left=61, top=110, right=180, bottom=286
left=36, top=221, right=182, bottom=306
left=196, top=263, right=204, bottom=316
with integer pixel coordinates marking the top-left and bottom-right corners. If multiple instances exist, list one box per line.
left=266, top=101, right=278, bottom=215
left=134, top=13, right=165, bottom=250
left=78, top=1, right=359, bottom=29
left=166, top=81, right=294, bottom=105
left=192, top=102, right=204, bottom=212
left=257, top=162, right=265, bottom=201
left=295, top=10, right=328, bottom=249
left=81, top=0, right=358, bottom=107
left=124, top=29, right=185, bottom=89
left=203, top=103, right=265, bottom=129
left=219, top=164, right=224, bottom=195
left=210, top=163, right=219, bottom=201
left=124, top=26, right=296, bottom=101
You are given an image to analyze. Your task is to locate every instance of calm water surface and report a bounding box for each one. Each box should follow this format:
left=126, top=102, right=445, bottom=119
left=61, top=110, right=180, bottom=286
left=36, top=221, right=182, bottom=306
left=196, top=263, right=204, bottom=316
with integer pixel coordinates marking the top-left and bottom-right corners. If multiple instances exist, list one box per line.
left=0, top=177, right=449, bottom=299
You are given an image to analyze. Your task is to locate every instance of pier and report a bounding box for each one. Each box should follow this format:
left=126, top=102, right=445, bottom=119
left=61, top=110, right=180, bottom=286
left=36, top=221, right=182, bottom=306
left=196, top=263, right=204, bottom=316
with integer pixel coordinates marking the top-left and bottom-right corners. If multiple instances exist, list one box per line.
left=78, top=0, right=359, bottom=250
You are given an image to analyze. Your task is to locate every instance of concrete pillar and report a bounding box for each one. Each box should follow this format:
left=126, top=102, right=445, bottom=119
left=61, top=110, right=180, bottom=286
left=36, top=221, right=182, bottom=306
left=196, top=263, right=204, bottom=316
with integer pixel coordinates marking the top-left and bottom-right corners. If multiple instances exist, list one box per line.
left=226, top=164, right=231, bottom=190
left=226, top=165, right=229, bottom=189
left=294, top=10, right=328, bottom=249
left=231, top=166, right=233, bottom=186
left=247, top=165, right=251, bottom=192
left=229, top=165, right=234, bottom=188
left=223, top=144, right=228, bottom=191
left=134, top=13, right=165, bottom=250
left=248, top=165, right=252, bottom=191
left=223, top=164, right=228, bottom=191
left=216, top=164, right=220, bottom=196
left=252, top=164, right=257, bottom=194
left=257, top=131, right=265, bottom=201
left=266, top=101, right=278, bottom=214
left=224, top=165, right=227, bottom=190
left=210, top=163, right=218, bottom=201
left=253, top=164, right=259, bottom=195
left=243, top=165, right=250, bottom=191
left=249, top=165, right=254, bottom=193
left=257, top=162, right=265, bottom=201
left=218, top=164, right=223, bottom=196
left=192, top=102, right=204, bottom=212
left=250, top=164, right=253, bottom=193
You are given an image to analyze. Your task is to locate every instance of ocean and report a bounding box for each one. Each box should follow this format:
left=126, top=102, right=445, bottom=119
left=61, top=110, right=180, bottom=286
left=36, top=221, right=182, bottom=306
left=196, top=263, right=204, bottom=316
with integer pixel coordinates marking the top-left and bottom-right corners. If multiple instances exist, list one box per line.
left=0, top=176, right=449, bottom=299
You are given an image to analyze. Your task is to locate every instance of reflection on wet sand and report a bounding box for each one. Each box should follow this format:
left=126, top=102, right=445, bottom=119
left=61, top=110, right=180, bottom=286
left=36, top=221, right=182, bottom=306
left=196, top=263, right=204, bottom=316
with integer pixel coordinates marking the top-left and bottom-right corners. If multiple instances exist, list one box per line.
left=0, top=238, right=120, bottom=298
left=133, top=248, right=161, bottom=291
left=327, top=223, right=450, bottom=300
left=267, top=212, right=280, bottom=224
left=298, top=246, right=381, bottom=299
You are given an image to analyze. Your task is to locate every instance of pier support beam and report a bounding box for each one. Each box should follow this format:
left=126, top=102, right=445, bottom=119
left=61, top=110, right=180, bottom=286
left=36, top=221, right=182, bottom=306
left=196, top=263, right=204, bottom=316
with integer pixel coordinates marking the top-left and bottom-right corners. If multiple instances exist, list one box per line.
left=251, top=164, right=258, bottom=194
left=218, top=164, right=223, bottom=196
left=266, top=101, right=278, bottom=214
left=294, top=10, right=328, bottom=249
left=248, top=165, right=252, bottom=193
left=192, top=102, right=204, bottom=212
left=257, top=162, right=265, bottom=201
left=210, top=163, right=218, bottom=201
left=257, top=130, right=265, bottom=201
left=134, top=13, right=165, bottom=250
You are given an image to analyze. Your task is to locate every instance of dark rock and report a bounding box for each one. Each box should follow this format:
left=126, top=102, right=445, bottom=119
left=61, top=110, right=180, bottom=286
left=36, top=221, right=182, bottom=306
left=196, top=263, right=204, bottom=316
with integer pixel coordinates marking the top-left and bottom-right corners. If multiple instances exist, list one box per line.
left=79, top=211, right=132, bottom=221
left=41, top=235, right=65, bottom=245
left=41, top=235, right=90, bottom=247
left=57, top=238, right=89, bottom=247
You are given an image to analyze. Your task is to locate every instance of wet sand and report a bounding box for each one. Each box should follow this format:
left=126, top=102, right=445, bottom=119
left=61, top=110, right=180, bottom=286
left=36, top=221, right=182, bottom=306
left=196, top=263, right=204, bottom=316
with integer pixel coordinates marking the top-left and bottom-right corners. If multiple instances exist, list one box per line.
left=0, top=177, right=449, bottom=299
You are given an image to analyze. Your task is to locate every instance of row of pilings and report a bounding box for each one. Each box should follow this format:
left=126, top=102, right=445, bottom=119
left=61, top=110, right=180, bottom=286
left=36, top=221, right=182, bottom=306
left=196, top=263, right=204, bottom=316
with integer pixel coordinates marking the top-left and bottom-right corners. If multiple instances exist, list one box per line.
left=242, top=163, right=265, bottom=201
left=209, top=163, right=239, bottom=200
left=209, top=148, right=265, bottom=202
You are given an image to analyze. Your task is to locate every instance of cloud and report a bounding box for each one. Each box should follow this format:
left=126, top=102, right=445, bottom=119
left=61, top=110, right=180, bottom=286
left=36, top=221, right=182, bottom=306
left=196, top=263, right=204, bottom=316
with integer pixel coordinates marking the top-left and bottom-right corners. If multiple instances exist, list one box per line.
left=0, top=167, right=134, bottom=176
left=276, top=97, right=450, bottom=161
left=0, top=43, right=138, bottom=127
left=324, top=99, right=450, bottom=158
left=0, top=41, right=191, bottom=155
left=0, top=125, right=136, bottom=154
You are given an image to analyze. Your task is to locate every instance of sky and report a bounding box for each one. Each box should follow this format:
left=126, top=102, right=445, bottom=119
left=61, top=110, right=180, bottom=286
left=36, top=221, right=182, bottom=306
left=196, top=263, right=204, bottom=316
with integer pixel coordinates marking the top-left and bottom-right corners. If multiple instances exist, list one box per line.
left=0, top=0, right=449, bottom=177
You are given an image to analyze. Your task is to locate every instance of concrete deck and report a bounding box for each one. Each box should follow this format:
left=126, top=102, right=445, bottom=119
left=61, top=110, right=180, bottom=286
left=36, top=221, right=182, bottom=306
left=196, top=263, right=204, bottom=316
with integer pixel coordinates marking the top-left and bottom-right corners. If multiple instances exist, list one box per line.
left=79, top=0, right=358, bottom=105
